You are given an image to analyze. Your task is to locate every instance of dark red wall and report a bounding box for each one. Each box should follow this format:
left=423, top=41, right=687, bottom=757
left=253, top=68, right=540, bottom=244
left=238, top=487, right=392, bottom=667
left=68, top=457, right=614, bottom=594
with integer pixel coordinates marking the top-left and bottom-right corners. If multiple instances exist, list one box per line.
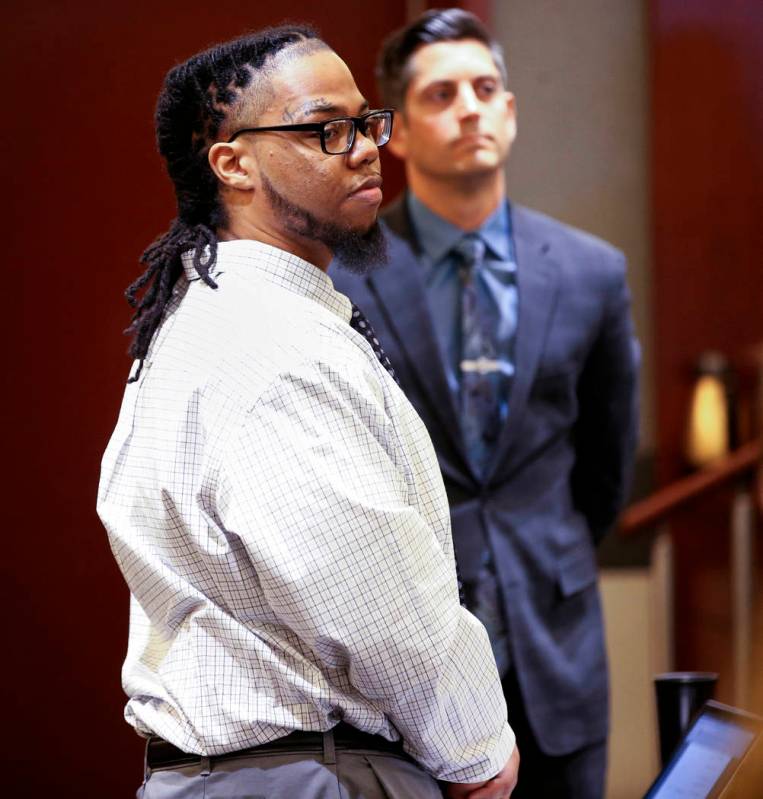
left=651, top=0, right=763, bottom=482
left=2, top=3, right=406, bottom=795
left=650, top=0, right=763, bottom=701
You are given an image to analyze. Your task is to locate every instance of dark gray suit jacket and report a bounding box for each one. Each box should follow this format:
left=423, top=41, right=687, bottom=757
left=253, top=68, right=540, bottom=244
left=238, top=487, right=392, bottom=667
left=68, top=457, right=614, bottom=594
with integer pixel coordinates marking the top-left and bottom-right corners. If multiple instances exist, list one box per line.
left=331, top=196, right=639, bottom=756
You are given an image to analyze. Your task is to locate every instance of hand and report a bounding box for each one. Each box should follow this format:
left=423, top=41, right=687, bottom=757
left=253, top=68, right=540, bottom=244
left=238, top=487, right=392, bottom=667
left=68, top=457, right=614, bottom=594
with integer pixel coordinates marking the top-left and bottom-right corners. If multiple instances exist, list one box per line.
left=443, top=745, right=520, bottom=799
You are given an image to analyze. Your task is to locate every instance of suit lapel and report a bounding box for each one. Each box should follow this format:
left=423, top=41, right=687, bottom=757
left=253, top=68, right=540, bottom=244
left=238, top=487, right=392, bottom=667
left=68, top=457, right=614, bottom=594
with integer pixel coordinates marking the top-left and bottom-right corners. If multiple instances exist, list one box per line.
left=486, top=204, right=560, bottom=482
left=372, top=199, right=474, bottom=474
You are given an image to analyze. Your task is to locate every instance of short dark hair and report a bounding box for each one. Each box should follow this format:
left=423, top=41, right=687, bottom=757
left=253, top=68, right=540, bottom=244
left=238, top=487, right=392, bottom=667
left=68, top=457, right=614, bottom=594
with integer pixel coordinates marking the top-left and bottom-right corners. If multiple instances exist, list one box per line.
left=125, top=25, right=326, bottom=381
left=376, top=8, right=507, bottom=109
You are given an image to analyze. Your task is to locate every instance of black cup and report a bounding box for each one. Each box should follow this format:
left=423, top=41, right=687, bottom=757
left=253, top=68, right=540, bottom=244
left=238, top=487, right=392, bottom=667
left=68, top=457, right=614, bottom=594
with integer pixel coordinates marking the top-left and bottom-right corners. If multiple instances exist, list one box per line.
left=654, top=671, right=718, bottom=766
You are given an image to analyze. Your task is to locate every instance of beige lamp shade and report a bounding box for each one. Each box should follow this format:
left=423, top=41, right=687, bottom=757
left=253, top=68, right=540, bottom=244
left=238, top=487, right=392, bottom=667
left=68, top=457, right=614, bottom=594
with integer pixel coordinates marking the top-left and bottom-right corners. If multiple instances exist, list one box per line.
left=685, top=374, right=730, bottom=467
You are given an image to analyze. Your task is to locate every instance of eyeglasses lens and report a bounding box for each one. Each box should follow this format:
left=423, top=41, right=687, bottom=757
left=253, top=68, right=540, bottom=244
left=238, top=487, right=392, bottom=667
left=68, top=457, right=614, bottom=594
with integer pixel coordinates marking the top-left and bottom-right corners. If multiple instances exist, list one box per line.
left=322, top=113, right=391, bottom=154
left=366, top=113, right=391, bottom=147
left=323, top=119, right=354, bottom=154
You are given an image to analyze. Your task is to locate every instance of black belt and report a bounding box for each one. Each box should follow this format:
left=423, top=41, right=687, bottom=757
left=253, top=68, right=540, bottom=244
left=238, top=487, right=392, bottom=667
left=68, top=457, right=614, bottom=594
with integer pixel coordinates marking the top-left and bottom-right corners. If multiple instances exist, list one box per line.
left=146, top=722, right=404, bottom=770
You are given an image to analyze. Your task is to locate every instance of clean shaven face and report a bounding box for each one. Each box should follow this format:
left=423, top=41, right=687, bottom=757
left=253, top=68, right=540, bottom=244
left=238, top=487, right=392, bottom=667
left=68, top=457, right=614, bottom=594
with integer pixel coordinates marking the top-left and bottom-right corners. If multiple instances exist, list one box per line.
left=396, top=38, right=516, bottom=181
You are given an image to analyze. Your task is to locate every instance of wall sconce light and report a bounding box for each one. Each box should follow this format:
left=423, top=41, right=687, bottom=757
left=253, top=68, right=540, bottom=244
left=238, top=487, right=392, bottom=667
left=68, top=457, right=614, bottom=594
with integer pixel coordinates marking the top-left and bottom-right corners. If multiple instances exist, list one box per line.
left=685, top=351, right=735, bottom=468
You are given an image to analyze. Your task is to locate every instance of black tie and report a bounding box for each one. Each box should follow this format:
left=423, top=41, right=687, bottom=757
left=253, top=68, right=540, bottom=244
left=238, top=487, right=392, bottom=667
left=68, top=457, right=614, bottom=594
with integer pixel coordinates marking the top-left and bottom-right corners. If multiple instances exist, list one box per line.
left=350, top=304, right=399, bottom=384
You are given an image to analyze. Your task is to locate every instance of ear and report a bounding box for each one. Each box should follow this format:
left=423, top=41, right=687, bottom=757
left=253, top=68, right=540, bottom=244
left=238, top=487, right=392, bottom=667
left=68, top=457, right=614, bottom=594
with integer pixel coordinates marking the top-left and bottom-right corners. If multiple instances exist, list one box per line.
left=208, top=142, right=258, bottom=190
left=505, top=91, right=518, bottom=145
left=386, top=113, right=409, bottom=161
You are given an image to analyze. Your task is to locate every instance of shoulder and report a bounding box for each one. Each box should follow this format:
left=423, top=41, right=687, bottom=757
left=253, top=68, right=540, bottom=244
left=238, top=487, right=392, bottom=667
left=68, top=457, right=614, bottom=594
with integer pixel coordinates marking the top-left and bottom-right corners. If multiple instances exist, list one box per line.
left=512, top=202, right=627, bottom=294
left=379, top=194, right=410, bottom=235
left=380, top=194, right=421, bottom=253
left=513, top=203, right=624, bottom=264
left=229, top=295, right=381, bottom=407
left=248, top=335, right=388, bottom=429
left=232, top=325, right=414, bottom=481
left=154, top=274, right=380, bottom=415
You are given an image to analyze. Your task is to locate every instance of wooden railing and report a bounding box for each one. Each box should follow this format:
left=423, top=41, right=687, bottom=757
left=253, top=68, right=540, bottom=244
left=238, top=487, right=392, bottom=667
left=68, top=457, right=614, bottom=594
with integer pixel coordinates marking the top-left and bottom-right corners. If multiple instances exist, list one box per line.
left=620, top=439, right=761, bottom=535
left=617, top=438, right=761, bottom=707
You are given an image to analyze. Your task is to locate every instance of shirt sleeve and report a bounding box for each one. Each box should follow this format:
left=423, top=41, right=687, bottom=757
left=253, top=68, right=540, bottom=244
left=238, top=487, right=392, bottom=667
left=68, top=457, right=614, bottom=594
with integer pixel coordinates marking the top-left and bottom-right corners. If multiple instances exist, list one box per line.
left=216, top=355, right=513, bottom=782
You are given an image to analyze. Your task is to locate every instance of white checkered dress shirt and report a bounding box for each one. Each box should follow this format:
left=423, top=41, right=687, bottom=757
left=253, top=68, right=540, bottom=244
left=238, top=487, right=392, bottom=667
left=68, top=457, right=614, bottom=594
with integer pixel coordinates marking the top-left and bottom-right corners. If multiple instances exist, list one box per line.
left=98, top=239, right=513, bottom=782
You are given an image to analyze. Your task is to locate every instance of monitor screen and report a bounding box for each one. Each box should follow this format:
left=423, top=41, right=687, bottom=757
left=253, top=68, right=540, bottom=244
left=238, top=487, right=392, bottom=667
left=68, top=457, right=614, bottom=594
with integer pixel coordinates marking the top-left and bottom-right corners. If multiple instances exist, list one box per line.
left=645, top=701, right=761, bottom=799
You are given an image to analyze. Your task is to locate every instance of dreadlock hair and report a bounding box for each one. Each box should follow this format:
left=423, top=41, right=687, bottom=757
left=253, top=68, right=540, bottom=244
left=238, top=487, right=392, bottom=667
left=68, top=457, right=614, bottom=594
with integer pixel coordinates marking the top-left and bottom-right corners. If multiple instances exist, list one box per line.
left=376, top=8, right=507, bottom=110
left=125, top=25, right=325, bottom=381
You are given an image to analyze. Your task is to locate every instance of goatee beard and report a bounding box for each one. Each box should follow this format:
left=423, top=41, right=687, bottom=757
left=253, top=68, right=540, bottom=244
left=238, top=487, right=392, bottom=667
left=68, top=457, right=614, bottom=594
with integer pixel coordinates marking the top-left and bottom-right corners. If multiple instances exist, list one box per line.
left=261, top=174, right=387, bottom=275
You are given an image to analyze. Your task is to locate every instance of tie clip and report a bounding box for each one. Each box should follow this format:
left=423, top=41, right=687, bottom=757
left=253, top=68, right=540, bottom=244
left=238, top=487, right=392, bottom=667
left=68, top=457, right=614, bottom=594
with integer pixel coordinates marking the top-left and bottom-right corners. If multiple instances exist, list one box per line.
left=460, top=357, right=503, bottom=374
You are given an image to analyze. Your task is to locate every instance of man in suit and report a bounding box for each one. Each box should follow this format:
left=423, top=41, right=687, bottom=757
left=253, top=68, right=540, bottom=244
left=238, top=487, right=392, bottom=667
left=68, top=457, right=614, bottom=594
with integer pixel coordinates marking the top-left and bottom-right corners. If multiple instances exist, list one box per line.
left=331, top=9, right=639, bottom=799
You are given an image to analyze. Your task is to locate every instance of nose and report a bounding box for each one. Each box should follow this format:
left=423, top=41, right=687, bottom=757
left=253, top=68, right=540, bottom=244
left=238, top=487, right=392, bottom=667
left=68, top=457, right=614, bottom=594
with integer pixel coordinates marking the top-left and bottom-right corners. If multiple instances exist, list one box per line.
left=455, top=84, right=480, bottom=119
left=346, top=125, right=379, bottom=167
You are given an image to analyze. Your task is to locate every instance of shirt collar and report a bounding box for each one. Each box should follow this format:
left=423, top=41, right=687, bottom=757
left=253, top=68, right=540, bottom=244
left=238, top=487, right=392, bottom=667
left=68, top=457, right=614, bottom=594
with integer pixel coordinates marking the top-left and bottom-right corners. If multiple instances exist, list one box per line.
left=407, top=193, right=512, bottom=264
left=181, top=239, right=352, bottom=323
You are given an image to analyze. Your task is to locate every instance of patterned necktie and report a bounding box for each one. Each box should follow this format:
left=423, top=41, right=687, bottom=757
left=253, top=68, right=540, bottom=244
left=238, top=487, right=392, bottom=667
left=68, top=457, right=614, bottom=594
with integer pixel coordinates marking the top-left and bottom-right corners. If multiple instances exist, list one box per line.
left=453, top=234, right=511, bottom=676
left=350, top=304, right=399, bottom=384
left=454, top=234, right=503, bottom=477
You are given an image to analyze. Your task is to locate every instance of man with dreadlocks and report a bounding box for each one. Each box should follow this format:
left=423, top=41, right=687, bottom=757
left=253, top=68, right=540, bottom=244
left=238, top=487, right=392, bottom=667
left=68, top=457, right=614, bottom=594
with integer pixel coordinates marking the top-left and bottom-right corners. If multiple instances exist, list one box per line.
left=98, top=26, right=518, bottom=799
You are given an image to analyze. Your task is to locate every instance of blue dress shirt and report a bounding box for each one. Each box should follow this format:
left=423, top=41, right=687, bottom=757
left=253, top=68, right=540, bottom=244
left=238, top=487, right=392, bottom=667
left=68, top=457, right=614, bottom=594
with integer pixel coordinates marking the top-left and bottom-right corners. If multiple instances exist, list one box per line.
left=407, top=194, right=519, bottom=433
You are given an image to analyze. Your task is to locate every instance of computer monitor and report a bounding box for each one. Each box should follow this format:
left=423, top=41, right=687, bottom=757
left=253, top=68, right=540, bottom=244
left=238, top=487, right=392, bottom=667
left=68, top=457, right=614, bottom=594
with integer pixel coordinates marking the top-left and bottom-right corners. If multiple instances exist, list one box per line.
left=644, top=700, right=762, bottom=799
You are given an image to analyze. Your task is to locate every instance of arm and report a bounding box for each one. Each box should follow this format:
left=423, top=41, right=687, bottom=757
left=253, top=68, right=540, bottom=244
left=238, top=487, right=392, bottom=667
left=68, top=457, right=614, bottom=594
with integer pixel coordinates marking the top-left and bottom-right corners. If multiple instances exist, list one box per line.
left=570, top=254, right=640, bottom=543
left=218, top=358, right=514, bottom=782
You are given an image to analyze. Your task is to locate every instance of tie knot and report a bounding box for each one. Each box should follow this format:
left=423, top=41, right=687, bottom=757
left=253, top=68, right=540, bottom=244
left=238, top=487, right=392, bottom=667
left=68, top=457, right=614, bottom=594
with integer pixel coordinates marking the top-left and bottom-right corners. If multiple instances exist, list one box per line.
left=453, top=234, right=486, bottom=271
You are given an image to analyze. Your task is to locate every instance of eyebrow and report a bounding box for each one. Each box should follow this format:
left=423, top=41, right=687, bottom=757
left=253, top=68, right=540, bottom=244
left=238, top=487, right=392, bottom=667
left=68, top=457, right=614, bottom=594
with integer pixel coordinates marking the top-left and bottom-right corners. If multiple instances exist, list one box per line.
left=422, top=74, right=499, bottom=89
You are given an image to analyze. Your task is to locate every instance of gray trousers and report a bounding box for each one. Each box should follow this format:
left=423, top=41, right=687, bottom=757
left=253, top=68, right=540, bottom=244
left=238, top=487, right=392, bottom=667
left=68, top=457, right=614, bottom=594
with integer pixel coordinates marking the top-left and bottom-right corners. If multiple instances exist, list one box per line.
left=138, top=729, right=444, bottom=799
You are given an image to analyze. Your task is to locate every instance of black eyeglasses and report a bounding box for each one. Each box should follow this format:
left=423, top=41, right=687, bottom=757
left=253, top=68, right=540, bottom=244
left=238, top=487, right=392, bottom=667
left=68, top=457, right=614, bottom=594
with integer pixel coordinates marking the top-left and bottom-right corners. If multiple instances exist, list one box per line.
left=227, top=109, right=395, bottom=155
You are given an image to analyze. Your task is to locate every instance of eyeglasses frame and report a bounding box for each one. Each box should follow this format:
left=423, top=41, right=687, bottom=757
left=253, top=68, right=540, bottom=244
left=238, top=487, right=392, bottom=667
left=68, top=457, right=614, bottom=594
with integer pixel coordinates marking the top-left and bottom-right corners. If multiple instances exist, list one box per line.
left=226, top=108, right=395, bottom=155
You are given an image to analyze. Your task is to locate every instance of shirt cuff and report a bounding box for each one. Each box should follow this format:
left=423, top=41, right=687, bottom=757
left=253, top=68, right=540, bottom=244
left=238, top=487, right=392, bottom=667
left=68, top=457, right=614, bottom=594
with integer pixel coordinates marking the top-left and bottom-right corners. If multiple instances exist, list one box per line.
left=439, top=721, right=516, bottom=784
